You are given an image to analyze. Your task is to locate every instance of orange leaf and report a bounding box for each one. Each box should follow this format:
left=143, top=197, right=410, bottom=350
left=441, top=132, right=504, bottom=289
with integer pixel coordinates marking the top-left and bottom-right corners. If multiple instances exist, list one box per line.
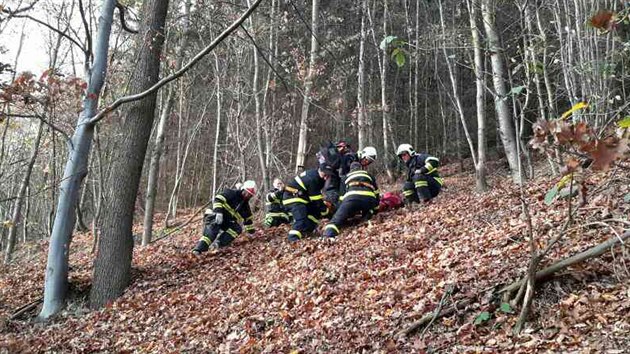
left=589, top=10, right=615, bottom=30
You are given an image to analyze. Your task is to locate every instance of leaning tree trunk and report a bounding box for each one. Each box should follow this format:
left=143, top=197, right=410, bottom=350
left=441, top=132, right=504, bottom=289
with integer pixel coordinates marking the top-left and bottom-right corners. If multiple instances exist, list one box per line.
left=90, top=0, right=169, bottom=309
left=142, top=0, right=191, bottom=246
left=480, top=0, right=521, bottom=184
left=295, top=0, right=319, bottom=174
left=4, top=120, right=44, bottom=264
left=39, top=0, right=117, bottom=320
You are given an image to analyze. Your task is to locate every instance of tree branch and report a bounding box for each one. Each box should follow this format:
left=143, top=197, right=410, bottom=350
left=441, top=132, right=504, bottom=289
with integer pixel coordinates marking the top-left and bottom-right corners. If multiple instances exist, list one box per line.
left=115, top=1, right=138, bottom=34
left=87, top=0, right=267, bottom=125
left=9, top=13, right=87, bottom=54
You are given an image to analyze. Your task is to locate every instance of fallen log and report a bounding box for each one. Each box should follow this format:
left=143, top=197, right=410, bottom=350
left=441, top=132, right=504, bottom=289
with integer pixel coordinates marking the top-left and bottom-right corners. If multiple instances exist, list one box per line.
left=500, top=231, right=629, bottom=294
left=10, top=297, right=43, bottom=320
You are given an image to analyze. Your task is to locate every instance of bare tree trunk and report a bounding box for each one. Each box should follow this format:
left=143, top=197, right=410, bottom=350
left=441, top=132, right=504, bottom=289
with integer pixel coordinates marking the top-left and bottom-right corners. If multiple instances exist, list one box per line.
left=39, top=0, right=118, bottom=320
left=295, top=0, right=319, bottom=173
left=90, top=0, right=169, bottom=309
left=380, top=0, right=394, bottom=181
left=466, top=0, right=488, bottom=191
left=142, top=0, right=191, bottom=246
left=438, top=0, right=478, bottom=173
left=356, top=0, right=368, bottom=149
left=247, top=0, right=269, bottom=191
left=4, top=121, right=44, bottom=264
left=212, top=53, right=222, bottom=198
left=480, top=0, right=521, bottom=184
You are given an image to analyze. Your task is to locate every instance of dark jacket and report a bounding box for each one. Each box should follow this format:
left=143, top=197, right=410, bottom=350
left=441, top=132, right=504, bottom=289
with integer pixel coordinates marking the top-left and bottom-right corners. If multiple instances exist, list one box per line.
left=213, top=188, right=254, bottom=232
left=339, top=152, right=358, bottom=177
left=283, top=169, right=328, bottom=216
left=265, top=188, right=285, bottom=213
left=343, top=168, right=379, bottom=200
left=405, top=153, right=440, bottom=181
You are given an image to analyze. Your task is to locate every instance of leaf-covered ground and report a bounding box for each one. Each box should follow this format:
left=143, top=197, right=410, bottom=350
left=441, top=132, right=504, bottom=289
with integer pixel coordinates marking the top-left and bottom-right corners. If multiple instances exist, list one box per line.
left=1, top=161, right=629, bottom=353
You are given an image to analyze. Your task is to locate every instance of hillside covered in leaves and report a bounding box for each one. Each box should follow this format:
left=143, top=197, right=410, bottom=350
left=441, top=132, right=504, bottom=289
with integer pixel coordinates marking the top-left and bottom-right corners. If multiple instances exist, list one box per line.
left=1, top=160, right=628, bottom=353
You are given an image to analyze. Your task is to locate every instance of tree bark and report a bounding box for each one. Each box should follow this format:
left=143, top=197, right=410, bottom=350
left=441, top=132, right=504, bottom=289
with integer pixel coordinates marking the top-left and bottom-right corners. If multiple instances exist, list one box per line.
left=142, top=0, right=191, bottom=246
left=295, top=0, right=319, bottom=173
left=380, top=0, right=394, bottom=181
left=480, top=0, right=521, bottom=184
left=466, top=0, right=488, bottom=192
left=90, top=0, right=169, bottom=309
left=39, top=0, right=117, bottom=320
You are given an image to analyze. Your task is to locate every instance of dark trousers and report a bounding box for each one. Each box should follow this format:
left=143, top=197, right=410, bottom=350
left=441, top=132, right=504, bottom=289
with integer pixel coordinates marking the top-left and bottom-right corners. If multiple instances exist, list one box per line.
left=285, top=202, right=320, bottom=241
left=193, top=221, right=242, bottom=252
left=323, top=196, right=378, bottom=237
left=403, top=174, right=442, bottom=204
left=264, top=212, right=291, bottom=227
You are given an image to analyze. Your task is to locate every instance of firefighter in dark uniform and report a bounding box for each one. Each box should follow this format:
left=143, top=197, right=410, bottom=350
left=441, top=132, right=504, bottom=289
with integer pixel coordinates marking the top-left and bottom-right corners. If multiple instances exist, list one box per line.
left=283, top=164, right=333, bottom=241
left=323, top=162, right=380, bottom=238
left=396, top=144, right=444, bottom=205
left=192, top=180, right=257, bottom=255
left=263, top=178, right=291, bottom=227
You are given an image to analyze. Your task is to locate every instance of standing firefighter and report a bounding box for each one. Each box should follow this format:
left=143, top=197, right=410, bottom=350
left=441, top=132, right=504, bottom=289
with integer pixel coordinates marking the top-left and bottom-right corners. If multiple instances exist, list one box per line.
left=323, top=162, right=379, bottom=238
left=283, top=164, right=334, bottom=241
left=263, top=178, right=290, bottom=227
left=396, top=144, right=444, bottom=205
left=192, top=181, right=257, bottom=255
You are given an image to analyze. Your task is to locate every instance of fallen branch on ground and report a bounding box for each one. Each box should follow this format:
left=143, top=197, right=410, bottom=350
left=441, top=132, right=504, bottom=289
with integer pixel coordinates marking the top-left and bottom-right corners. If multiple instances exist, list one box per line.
left=151, top=201, right=210, bottom=244
left=10, top=297, right=43, bottom=320
left=396, top=298, right=473, bottom=338
left=501, top=231, right=630, bottom=295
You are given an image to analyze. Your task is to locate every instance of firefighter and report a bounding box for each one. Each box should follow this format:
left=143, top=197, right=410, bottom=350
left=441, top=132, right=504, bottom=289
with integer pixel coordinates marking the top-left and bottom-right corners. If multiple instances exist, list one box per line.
left=263, top=178, right=290, bottom=227
left=396, top=144, right=444, bottom=205
left=323, top=162, right=379, bottom=238
left=283, top=164, right=334, bottom=241
left=357, top=146, right=378, bottom=168
left=192, top=180, right=257, bottom=255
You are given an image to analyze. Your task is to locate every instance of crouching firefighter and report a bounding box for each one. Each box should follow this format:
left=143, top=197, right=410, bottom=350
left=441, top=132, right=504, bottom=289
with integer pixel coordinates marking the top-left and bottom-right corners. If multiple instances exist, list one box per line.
left=264, top=178, right=291, bottom=227
left=192, top=180, right=257, bottom=255
left=283, top=164, right=334, bottom=241
left=396, top=144, right=444, bottom=205
left=323, top=162, right=379, bottom=238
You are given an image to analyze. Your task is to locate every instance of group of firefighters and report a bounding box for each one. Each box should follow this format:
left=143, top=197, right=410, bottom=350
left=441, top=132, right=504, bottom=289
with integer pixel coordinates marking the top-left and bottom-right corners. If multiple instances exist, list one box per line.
left=192, top=142, right=444, bottom=255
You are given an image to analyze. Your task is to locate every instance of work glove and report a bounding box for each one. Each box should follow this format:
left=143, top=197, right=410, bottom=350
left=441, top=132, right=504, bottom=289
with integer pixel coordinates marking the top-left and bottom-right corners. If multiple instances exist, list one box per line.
left=214, top=212, right=224, bottom=225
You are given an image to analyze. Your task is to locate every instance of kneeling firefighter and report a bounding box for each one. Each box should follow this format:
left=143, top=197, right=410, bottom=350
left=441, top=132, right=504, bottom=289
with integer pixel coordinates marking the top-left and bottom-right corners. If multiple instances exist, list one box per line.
left=192, top=181, right=257, bottom=254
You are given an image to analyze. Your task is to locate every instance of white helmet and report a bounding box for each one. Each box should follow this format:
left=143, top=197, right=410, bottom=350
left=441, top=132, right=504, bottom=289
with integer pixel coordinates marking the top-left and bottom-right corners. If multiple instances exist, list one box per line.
left=241, top=180, right=257, bottom=196
left=396, top=143, right=415, bottom=157
left=360, top=146, right=377, bottom=162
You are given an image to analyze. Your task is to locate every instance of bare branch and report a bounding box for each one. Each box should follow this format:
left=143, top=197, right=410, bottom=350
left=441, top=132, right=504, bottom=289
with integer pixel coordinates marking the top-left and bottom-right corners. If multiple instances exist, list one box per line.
left=9, top=13, right=87, bottom=54
left=87, top=0, right=267, bottom=125
left=115, top=1, right=138, bottom=34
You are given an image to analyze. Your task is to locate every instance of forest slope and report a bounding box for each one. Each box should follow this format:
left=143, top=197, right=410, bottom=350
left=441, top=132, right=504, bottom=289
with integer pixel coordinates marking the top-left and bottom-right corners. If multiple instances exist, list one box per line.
left=1, top=161, right=628, bottom=353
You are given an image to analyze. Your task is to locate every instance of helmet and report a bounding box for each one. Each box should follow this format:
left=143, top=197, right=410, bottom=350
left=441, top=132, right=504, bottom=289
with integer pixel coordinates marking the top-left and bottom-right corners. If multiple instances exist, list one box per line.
left=318, top=163, right=335, bottom=176
left=241, top=180, right=257, bottom=196
left=360, top=146, right=377, bottom=162
left=396, top=143, right=415, bottom=157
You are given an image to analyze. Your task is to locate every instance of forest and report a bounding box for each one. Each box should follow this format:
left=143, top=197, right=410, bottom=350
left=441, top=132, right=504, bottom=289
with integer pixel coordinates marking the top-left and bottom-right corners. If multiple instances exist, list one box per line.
left=0, top=0, right=629, bottom=352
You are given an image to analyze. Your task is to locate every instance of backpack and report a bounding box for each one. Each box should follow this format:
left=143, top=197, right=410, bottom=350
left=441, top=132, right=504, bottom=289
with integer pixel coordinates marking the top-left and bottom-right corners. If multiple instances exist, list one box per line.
left=316, top=141, right=342, bottom=170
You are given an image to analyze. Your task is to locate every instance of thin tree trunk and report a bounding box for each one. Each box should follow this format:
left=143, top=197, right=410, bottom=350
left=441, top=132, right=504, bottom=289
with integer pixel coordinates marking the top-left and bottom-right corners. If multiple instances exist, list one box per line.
left=380, top=0, right=394, bottom=181
left=142, top=0, right=191, bottom=246
left=212, top=53, right=222, bottom=198
left=480, top=0, right=521, bottom=184
left=466, top=0, right=488, bottom=191
left=39, top=0, right=118, bottom=320
left=90, top=0, right=169, bottom=309
left=4, top=121, right=44, bottom=264
left=247, top=0, right=269, bottom=191
left=295, top=0, right=319, bottom=174
left=357, top=0, right=368, bottom=149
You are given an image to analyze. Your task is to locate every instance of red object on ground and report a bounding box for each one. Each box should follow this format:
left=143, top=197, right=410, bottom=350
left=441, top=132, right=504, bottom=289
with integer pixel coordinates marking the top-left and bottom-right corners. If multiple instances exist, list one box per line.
left=378, top=192, right=404, bottom=212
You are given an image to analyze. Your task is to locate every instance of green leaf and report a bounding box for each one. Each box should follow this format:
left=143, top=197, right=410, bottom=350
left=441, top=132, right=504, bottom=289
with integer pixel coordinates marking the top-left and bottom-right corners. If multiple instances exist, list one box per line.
left=474, top=311, right=491, bottom=325
left=380, top=35, right=398, bottom=50
left=500, top=302, right=513, bottom=313
left=624, top=193, right=630, bottom=203
left=618, top=116, right=630, bottom=128
left=394, top=52, right=406, bottom=67
left=544, top=185, right=559, bottom=205
left=508, top=85, right=526, bottom=96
